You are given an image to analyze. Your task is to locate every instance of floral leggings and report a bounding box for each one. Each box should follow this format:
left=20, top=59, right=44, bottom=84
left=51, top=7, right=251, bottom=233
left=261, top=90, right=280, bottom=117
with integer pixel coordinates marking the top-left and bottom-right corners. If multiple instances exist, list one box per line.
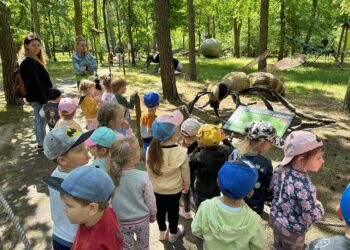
left=120, top=219, right=149, bottom=250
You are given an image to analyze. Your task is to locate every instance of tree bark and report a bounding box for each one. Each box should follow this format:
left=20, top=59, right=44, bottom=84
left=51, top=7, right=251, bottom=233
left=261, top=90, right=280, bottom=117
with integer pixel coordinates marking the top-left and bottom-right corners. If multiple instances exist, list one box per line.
left=102, top=0, right=110, bottom=52
left=278, top=0, right=286, bottom=60
left=206, top=16, right=211, bottom=38
left=127, top=0, right=136, bottom=65
left=106, top=0, right=117, bottom=52
left=154, top=0, right=178, bottom=100
left=0, top=2, right=23, bottom=105
left=47, top=9, right=57, bottom=61
left=31, top=0, right=41, bottom=35
left=247, top=13, right=251, bottom=57
left=232, top=17, right=242, bottom=58
left=187, top=0, right=196, bottom=80
left=73, top=0, right=83, bottom=36
left=303, top=0, right=318, bottom=54
left=212, top=15, right=215, bottom=39
left=341, top=27, right=349, bottom=64
left=343, top=77, right=350, bottom=112
left=93, top=0, right=98, bottom=29
left=258, top=0, right=269, bottom=72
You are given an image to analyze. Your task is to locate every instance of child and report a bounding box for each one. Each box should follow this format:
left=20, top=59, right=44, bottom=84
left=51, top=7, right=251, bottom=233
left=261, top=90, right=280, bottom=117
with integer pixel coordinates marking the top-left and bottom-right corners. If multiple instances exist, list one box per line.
left=79, top=79, right=99, bottom=130
left=140, top=91, right=160, bottom=152
left=146, top=115, right=190, bottom=243
left=178, top=117, right=203, bottom=219
left=39, top=88, right=62, bottom=131
left=191, top=123, right=234, bottom=208
left=270, top=130, right=325, bottom=250
left=88, top=75, right=102, bottom=103
left=191, top=161, right=267, bottom=250
left=100, top=76, right=117, bottom=103
left=97, top=101, right=134, bottom=137
left=111, top=77, right=138, bottom=121
left=230, top=120, right=283, bottom=215
left=42, top=165, right=123, bottom=250
left=108, top=51, right=114, bottom=66
left=108, top=136, right=157, bottom=250
left=43, top=125, right=93, bottom=250
left=55, top=97, right=83, bottom=132
left=306, top=183, right=350, bottom=249
left=84, top=126, right=116, bottom=171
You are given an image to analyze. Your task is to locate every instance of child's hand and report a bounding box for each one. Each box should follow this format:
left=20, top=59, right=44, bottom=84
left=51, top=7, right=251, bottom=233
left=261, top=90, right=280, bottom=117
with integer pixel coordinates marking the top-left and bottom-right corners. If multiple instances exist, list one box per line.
left=149, top=215, right=156, bottom=223
left=182, top=186, right=189, bottom=194
left=121, top=120, right=130, bottom=129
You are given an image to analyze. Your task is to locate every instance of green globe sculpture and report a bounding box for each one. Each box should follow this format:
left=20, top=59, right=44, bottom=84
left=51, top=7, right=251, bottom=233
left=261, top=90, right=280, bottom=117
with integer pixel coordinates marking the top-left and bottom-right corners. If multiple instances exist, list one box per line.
left=200, top=38, right=222, bottom=58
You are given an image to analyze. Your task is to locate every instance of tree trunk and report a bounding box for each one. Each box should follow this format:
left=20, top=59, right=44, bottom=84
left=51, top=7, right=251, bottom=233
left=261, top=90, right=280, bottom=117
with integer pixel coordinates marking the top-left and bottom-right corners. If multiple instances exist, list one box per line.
left=127, top=0, right=136, bottom=65
left=343, top=77, right=350, bottom=112
left=336, top=26, right=345, bottom=61
left=206, top=16, right=211, bottom=38
left=187, top=0, right=196, bottom=80
left=93, top=0, right=98, bottom=29
left=106, top=0, right=117, bottom=52
left=44, top=40, right=52, bottom=59
left=47, top=10, right=57, bottom=61
left=278, top=0, right=286, bottom=60
left=154, top=0, right=178, bottom=100
left=247, top=13, right=251, bottom=57
left=31, top=0, right=41, bottom=35
left=73, top=0, right=83, bottom=36
left=212, top=15, right=215, bottom=39
left=0, top=2, right=23, bottom=105
left=303, top=0, right=318, bottom=54
left=102, top=0, right=110, bottom=52
left=341, top=27, right=349, bottom=64
left=232, top=17, right=242, bottom=58
left=258, top=0, right=269, bottom=72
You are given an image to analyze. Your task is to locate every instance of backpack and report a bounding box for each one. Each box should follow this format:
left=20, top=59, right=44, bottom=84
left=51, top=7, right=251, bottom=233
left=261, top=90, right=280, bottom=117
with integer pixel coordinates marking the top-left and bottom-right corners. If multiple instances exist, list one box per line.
left=12, top=66, right=27, bottom=98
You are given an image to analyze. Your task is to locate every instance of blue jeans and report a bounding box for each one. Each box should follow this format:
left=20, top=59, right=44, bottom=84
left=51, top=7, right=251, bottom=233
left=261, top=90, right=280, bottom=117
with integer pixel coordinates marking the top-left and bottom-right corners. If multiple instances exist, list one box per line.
left=31, top=102, right=46, bottom=146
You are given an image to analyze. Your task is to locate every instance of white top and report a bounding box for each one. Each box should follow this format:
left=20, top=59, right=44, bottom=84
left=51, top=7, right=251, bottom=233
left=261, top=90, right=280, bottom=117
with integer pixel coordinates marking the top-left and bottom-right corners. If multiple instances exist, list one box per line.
left=50, top=167, right=78, bottom=243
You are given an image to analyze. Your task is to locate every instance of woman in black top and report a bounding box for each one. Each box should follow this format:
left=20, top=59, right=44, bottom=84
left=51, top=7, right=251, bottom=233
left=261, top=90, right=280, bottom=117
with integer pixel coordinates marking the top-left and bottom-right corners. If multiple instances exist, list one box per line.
left=19, top=34, right=53, bottom=149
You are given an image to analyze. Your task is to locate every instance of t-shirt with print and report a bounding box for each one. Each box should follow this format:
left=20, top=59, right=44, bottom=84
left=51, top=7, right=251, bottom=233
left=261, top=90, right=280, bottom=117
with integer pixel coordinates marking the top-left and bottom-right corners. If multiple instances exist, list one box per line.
left=43, top=102, right=60, bottom=130
left=72, top=207, right=123, bottom=250
left=270, top=166, right=324, bottom=234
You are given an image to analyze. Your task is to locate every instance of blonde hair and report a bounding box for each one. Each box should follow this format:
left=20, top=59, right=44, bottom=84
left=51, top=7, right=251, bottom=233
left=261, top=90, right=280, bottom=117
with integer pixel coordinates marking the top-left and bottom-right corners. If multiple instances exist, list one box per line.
left=108, top=137, right=139, bottom=186
left=147, top=139, right=164, bottom=176
left=79, top=79, right=95, bottom=95
left=97, top=101, right=124, bottom=128
left=18, top=34, right=46, bottom=65
left=75, top=36, right=86, bottom=50
left=236, top=137, right=262, bottom=158
left=111, top=77, right=127, bottom=93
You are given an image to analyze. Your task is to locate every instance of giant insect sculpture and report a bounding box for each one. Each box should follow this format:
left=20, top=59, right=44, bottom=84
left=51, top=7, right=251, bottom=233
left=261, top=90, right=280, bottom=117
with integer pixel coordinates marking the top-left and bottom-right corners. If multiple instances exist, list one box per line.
left=188, top=71, right=335, bottom=124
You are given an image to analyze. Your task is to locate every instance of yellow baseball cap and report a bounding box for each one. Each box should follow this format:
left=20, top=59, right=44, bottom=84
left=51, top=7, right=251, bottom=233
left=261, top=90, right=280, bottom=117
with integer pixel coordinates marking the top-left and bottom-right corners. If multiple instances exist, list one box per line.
left=196, top=123, right=227, bottom=147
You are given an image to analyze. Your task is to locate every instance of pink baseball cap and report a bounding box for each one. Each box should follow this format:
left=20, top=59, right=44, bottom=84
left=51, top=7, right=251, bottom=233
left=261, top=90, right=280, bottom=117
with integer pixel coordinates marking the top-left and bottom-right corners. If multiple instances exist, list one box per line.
left=280, top=131, right=323, bottom=166
left=157, top=110, right=184, bottom=126
left=58, top=98, right=78, bottom=115
left=181, top=118, right=203, bottom=137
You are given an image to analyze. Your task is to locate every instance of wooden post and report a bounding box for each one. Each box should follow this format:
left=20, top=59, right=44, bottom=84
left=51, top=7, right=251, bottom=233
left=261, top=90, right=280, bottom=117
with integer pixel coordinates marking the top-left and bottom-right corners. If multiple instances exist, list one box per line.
left=134, top=94, right=142, bottom=146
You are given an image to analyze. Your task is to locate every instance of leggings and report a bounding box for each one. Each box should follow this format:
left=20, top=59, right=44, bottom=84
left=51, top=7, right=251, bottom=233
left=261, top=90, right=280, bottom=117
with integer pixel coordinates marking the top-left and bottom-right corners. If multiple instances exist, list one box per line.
left=270, top=216, right=306, bottom=250
left=121, top=219, right=149, bottom=250
left=155, top=192, right=182, bottom=234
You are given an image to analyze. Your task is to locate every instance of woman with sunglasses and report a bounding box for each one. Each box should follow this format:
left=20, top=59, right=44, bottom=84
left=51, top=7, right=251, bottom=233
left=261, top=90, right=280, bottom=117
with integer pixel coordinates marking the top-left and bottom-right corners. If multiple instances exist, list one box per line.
left=18, top=34, right=53, bottom=150
left=72, top=36, right=97, bottom=88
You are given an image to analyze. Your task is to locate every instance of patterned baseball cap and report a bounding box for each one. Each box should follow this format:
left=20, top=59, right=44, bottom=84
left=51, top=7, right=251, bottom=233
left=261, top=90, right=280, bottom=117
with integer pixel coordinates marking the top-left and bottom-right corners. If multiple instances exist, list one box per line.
left=245, top=120, right=284, bottom=148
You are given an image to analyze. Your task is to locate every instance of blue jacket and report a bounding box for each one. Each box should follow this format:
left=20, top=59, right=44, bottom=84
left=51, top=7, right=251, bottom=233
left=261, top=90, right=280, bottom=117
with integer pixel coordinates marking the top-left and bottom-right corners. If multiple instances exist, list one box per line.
left=72, top=52, right=97, bottom=75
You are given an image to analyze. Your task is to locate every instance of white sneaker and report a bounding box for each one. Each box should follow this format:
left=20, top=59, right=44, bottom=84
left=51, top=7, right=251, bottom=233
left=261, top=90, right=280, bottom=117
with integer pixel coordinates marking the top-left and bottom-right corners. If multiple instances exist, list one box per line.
left=169, top=225, right=184, bottom=243
left=179, top=206, right=192, bottom=220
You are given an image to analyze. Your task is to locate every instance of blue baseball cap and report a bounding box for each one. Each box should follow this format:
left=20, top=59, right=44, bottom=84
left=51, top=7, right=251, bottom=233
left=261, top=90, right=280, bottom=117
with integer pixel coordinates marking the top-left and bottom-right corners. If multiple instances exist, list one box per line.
left=84, top=127, right=116, bottom=148
left=152, top=120, right=176, bottom=141
left=144, top=91, right=160, bottom=107
left=340, top=183, right=350, bottom=226
left=218, top=161, right=258, bottom=199
left=42, top=165, right=115, bottom=203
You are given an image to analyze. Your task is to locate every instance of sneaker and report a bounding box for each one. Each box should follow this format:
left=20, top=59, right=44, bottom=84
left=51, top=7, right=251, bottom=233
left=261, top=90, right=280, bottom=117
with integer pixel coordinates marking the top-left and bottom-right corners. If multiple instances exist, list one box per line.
left=179, top=206, right=192, bottom=220
left=169, top=225, right=184, bottom=243
left=159, top=230, right=168, bottom=241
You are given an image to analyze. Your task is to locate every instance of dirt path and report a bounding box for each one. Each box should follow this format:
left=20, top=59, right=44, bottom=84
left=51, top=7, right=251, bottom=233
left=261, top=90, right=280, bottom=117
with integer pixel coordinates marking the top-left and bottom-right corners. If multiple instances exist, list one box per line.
left=0, top=65, right=348, bottom=249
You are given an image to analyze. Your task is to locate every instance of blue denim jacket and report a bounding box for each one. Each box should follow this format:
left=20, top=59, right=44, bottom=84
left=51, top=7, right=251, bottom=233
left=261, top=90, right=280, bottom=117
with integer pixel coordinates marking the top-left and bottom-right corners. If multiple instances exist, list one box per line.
left=72, top=52, right=97, bottom=75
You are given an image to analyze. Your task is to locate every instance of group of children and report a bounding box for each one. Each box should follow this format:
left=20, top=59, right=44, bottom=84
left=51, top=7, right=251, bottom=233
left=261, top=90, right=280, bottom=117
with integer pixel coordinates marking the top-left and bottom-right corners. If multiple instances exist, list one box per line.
left=38, top=76, right=350, bottom=250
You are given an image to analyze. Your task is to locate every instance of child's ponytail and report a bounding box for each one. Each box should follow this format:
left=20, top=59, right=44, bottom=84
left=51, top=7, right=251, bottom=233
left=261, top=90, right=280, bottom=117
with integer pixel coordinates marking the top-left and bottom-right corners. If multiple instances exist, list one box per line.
left=147, top=139, right=163, bottom=176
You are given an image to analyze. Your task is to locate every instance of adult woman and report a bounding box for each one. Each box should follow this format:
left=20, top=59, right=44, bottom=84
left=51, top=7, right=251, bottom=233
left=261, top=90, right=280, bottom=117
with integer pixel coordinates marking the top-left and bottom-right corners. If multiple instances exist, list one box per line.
left=72, top=36, right=97, bottom=88
left=19, top=34, right=53, bottom=150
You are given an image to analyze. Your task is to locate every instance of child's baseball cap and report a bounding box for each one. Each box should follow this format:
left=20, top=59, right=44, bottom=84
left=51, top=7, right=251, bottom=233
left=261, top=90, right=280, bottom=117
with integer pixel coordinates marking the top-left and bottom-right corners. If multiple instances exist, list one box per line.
left=59, top=98, right=79, bottom=115
left=245, top=120, right=284, bottom=148
left=157, top=110, right=184, bottom=126
left=42, top=165, right=115, bottom=203
left=218, top=161, right=258, bottom=199
left=43, top=125, right=93, bottom=160
left=196, top=123, right=227, bottom=147
left=85, top=127, right=116, bottom=148
left=340, top=183, right=350, bottom=226
left=280, top=131, right=323, bottom=166
left=48, top=88, right=63, bottom=100
left=152, top=120, right=176, bottom=141
left=181, top=118, right=203, bottom=137
left=144, top=91, right=160, bottom=108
